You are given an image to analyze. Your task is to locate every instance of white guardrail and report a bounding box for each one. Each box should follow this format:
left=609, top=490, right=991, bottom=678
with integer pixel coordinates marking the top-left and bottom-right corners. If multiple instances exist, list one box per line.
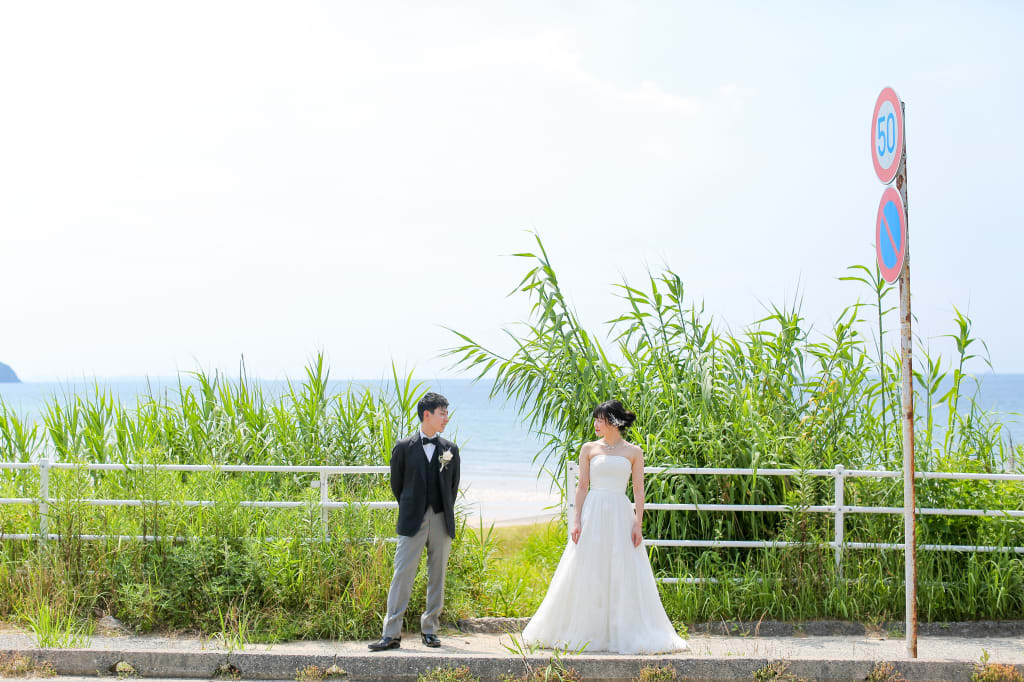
left=0, top=459, right=395, bottom=543
left=565, top=461, right=1024, bottom=584
left=2, top=459, right=1024, bottom=584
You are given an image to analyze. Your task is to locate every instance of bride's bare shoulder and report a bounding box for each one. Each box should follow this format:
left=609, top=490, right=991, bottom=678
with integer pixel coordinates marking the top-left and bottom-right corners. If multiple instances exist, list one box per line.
left=625, top=441, right=644, bottom=462
left=580, top=441, right=600, bottom=460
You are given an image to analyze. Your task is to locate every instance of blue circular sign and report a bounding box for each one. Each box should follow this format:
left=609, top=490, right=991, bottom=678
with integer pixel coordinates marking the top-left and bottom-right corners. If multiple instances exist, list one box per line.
left=876, top=187, right=907, bottom=283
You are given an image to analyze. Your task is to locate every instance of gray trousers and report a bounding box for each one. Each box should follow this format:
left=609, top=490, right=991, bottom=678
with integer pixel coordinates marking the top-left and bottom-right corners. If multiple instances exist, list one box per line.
left=382, top=510, right=452, bottom=638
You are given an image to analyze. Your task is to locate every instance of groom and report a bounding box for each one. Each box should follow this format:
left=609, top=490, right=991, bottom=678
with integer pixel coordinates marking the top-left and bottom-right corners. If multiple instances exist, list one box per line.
left=369, top=392, right=460, bottom=651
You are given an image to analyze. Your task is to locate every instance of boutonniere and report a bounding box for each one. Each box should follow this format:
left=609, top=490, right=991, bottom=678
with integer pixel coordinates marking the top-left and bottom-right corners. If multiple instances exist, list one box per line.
left=439, top=449, right=454, bottom=472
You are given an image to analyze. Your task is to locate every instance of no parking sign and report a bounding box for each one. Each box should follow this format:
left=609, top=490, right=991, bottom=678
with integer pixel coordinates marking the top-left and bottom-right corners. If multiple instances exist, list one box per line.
left=876, top=186, right=907, bottom=283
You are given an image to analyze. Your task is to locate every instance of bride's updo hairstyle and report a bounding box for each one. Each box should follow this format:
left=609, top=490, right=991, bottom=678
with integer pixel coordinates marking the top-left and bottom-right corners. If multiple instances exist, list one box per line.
left=592, top=400, right=636, bottom=433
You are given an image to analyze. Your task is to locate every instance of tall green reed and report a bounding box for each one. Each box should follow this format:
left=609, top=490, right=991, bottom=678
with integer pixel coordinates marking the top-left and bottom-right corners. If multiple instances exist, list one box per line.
left=447, top=234, right=1024, bottom=618
left=0, top=358, right=488, bottom=640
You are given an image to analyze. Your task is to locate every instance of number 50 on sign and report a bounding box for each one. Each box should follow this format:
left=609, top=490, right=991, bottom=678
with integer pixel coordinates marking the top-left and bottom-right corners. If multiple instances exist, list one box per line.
left=872, top=87, right=904, bottom=184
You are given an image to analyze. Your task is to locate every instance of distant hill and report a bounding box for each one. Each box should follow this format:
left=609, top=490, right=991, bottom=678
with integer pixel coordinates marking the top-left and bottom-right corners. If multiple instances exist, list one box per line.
left=0, top=362, right=20, bottom=383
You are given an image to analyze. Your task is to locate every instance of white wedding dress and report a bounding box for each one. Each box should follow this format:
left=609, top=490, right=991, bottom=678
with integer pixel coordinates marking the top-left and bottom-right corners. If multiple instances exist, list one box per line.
left=522, top=453, right=688, bottom=654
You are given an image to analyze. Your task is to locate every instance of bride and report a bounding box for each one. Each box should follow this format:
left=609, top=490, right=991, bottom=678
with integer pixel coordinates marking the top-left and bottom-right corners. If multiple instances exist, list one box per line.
left=522, top=400, right=687, bottom=654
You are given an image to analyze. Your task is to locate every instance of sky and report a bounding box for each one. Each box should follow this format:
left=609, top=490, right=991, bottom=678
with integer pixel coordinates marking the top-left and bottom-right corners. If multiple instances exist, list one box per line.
left=1, top=1, right=1022, bottom=381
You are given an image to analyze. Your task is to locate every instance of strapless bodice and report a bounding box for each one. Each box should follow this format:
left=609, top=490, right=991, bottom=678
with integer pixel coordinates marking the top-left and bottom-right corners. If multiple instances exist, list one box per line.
left=589, top=453, right=631, bottom=492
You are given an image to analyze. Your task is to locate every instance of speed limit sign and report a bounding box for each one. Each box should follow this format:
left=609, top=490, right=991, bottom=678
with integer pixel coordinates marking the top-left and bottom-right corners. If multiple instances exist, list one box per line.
left=872, top=87, right=904, bottom=184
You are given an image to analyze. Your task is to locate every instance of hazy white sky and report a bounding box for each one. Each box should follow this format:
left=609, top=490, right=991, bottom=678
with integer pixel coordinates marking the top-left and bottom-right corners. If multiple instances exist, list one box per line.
left=2, top=1, right=1022, bottom=381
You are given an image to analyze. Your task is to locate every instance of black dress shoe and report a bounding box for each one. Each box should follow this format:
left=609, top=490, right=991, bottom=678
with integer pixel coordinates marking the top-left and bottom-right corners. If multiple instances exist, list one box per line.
left=421, top=633, right=441, bottom=648
left=368, top=636, right=401, bottom=651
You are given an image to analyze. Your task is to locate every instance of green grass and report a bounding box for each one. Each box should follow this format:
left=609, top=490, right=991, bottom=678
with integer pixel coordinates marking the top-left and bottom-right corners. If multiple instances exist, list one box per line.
left=463, top=519, right=567, bottom=617
left=16, top=598, right=94, bottom=649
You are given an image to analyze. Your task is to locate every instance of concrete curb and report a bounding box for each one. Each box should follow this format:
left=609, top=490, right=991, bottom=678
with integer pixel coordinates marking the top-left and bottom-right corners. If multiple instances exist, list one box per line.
left=457, top=617, right=1024, bottom=638
left=688, top=619, right=1024, bottom=638
left=4, top=648, right=1020, bottom=682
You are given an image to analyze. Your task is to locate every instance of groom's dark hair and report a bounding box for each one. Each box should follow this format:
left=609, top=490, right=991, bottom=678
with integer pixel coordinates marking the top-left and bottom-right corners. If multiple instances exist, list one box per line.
left=417, top=392, right=449, bottom=421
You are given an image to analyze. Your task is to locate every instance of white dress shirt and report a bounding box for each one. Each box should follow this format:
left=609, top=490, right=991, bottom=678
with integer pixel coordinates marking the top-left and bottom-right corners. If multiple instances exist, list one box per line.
left=419, top=430, right=437, bottom=462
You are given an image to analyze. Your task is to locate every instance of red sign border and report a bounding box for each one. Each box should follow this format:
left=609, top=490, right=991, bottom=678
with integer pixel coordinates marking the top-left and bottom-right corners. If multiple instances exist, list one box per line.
left=872, top=87, right=904, bottom=184
left=876, top=186, right=907, bottom=283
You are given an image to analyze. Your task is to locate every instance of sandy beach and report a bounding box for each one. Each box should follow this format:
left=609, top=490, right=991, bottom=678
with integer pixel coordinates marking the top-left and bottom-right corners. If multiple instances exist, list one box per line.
left=459, top=477, right=562, bottom=528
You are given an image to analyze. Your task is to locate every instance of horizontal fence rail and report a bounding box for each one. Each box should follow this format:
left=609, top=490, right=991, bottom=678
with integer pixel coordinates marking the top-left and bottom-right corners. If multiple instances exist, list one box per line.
left=564, top=462, right=1024, bottom=583
left=0, top=459, right=394, bottom=543
left=4, top=459, right=1024, bottom=583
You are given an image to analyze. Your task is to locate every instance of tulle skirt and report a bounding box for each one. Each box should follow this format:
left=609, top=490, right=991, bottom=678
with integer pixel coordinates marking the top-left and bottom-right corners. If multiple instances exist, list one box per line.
left=521, top=489, right=688, bottom=654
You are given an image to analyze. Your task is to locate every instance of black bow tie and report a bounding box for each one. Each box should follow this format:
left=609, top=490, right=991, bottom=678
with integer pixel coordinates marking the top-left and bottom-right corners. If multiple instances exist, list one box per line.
left=422, top=436, right=440, bottom=447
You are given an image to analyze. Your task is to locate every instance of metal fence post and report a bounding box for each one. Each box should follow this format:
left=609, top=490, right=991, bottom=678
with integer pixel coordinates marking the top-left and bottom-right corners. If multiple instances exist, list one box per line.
left=320, top=471, right=330, bottom=540
left=834, top=464, right=845, bottom=577
left=566, top=461, right=578, bottom=543
left=38, top=457, right=50, bottom=542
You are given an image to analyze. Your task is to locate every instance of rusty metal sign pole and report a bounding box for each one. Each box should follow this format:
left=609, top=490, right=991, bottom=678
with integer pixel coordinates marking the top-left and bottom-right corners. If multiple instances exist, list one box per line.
left=896, top=100, right=918, bottom=659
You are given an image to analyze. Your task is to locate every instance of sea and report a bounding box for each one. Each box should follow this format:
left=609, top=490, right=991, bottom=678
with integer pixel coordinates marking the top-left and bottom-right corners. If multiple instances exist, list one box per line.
left=1, top=375, right=1023, bottom=523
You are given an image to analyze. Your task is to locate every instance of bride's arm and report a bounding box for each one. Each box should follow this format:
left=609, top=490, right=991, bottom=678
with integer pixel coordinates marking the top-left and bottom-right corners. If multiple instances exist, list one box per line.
left=631, top=448, right=645, bottom=548
left=571, top=444, right=590, bottom=544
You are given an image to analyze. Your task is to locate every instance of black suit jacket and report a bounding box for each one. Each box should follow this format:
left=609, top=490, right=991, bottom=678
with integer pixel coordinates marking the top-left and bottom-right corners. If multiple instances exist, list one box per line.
left=390, top=433, right=460, bottom=539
